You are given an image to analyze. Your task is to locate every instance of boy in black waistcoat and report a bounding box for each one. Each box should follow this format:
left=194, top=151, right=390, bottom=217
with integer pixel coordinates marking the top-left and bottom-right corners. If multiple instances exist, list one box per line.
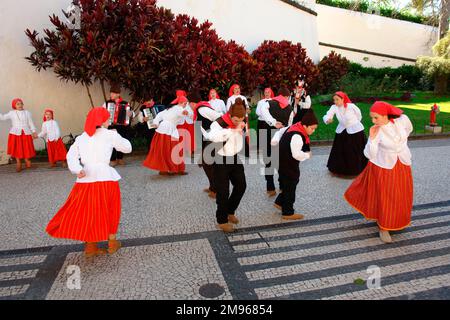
left=271, top=109, right=318, bottom=220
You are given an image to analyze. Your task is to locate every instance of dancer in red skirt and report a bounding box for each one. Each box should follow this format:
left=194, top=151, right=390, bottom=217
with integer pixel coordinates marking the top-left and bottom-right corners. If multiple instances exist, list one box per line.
left=38, top=109, right=67, bottom=168
left=143, top=91, right=190, bottom=175
left=0, top=98, right=37, bottom=172
left=344, top=101, right=413, bottom=244
left=46, top=107, right=132, bottom=257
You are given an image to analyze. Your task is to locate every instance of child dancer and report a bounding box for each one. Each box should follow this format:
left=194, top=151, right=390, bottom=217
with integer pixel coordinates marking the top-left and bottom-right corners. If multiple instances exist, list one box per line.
left=46, top=107, right=132, bottom=257
left=271, top=109, right=318, bottom=220
left=143, top=91, right=190, bottom=176
left=204, top=98, right=248, bottom=233
left=0, top=98, right=37, bottom=172
left=38, top=109, right=67, bottom=168
left=255, top=87, right=275, bottom=152
left=292, top=75, right=312, bottom=123
left=189, top=90, right=222, bottom=199
left=344, top=101, right=413, bottom=244
left=208, top=89, right=227, bottom=115
left=323, top=91, right=368, bottom=176
left=258, top=87, right=294, bottom=197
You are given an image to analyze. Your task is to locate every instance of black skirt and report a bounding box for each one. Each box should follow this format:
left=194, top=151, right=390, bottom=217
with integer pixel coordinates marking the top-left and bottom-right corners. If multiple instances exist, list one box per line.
left=327, top=130, right=368, bottom=176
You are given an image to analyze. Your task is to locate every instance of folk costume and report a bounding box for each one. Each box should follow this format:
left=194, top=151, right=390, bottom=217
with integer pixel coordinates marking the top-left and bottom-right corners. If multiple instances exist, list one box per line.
left=38, top=109, right=67, bottom=166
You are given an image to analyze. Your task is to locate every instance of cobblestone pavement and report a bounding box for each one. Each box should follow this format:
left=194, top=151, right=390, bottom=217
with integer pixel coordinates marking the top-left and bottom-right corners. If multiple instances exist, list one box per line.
left=0, top=138, right=449, bottom=300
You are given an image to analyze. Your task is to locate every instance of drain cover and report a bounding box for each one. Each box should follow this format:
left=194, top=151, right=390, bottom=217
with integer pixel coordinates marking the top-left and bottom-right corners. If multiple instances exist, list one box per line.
left=199, top=283, right=225, bottom=298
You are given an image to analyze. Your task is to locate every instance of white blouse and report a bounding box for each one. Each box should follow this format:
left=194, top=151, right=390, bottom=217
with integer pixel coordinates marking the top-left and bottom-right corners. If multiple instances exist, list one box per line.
left=38, top=120, right=61, bottom=142
left=0, top=110, right=36, bottom=135
left=323, top=103, right=364, bottom=134
left=258, top=100, right=294, bottom=127
left=226, top=95, right=249, bottom=111
left=364, top=115, right=413, bottom=169
left=177, top=105, right=194, bottom=125
left=209, top=99, right=227, bottom=115
left=204, top=121, right=243, bottom=157
left=271, top=127, right=311, bottom=162
left=198, top=107, right=222, bottom=122
left=67, top=128, right=132, bottom=183
left=153, top=105, right=185, bottom=139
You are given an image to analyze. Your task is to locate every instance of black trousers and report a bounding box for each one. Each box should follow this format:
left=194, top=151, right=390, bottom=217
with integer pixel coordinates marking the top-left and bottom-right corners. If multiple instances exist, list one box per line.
left=200, top=141, right=216, bottom=193
left=214, top=162, right=247, bottom=224
left=259, top=124, right=278, bottom=192
left=275, top=175, right=299, bottom=216
left=110, top=125, right=130, bottom=161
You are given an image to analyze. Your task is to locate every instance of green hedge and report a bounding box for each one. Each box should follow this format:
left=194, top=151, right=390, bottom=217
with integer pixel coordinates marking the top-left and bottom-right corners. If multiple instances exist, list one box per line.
left=316, top=0, right=434, bottom=26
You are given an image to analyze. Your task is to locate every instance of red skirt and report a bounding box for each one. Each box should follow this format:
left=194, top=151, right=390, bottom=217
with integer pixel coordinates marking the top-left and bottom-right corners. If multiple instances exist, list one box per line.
left=47, top=138, right=67, bottom=163
left=177, top=122, right=195, bottom=155
left=142, top=132, right=185, bottom=173
left=7, top=132, right=36, bottom=159
left=344, top=160, right=413, bottom=231
left=46, top=181, right=121, bottom=242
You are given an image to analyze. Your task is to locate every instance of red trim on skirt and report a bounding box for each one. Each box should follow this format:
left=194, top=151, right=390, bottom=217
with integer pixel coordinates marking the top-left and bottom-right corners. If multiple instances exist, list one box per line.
left=177, top=122, right=195, bottom=155
left=46, top=181, right=121, bottom=242
left=142, top=132, right=185, bottom=173
left=47, top=138, right=67, bottom=163
left=7, top=132, right=36, bottom=159
left=344, top=160, right=413, bottom=231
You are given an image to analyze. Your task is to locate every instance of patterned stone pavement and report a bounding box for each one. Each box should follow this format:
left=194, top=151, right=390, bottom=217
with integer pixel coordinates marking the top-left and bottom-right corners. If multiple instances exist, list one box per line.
left=0, top=138, right=449, bottom=300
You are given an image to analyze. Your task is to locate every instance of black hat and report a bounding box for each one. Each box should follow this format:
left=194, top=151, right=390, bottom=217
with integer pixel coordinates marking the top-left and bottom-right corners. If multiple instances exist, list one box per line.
left=187, top=90, right=202, bottom=103
left=302, top=109, right=318, bottom=126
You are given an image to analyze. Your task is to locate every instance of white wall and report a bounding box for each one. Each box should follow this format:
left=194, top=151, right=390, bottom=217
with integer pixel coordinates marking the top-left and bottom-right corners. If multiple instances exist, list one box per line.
left=158, top=0, right=320, bottom=61
left=0, top=0, right=105, bottom=164
left=316, top=4, right=439, bottom=67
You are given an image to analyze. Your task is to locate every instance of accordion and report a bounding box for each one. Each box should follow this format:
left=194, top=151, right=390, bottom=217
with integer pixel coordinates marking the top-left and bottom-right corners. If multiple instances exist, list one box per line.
left=142, top=104, right=166, bottom=129
left=106, top=100, right=131, bottom=126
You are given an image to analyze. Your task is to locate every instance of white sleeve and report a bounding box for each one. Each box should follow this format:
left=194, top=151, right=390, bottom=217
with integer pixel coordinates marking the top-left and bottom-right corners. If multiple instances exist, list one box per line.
left=0, top=112, right=11, bottom=121
left=255, top=101, right=263, bottom=117
left=207, top=121, right=233, bottom=143
left=323, top=106, right=336, bottom=124
left=219, top=100, right=227, bottom=115
left=288, top=111, right=294, bottom=126
left=397, top=114, right=413, bottom=136
left=152, top=109, right=166, bottom=126
left=300, top=96, right=312, bottom=109
left=364, top=134, right=380, bottom=160
left=66, top=138, right=83, bottom=175
left=226, top=98, right=232, bottom=111
left=38, top=123, right=47, bottom=139
left=353, top=104, right=362, bottom=122
left=260, top=101, right=277, bottom=127
left=27, top=111, right=36, bottom=133
left=271, top=127, right=289, bottom=146
left=112, top=130, right=132, bottom=154
left=199, top=107, right=221, bottom=122
left=291, top=135, right=311, bottom=162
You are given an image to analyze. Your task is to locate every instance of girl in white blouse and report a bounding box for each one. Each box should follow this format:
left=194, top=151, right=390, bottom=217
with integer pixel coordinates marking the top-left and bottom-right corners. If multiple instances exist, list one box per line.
left=345, top=101, right=414, bottom=244
left=46, top=107, right=132, bottom=257
left=0, top=98, right=37, bottom=172
left=323, top=91, right=368, bottom=176
left=208, top=89, right=227, bottom=115
left=38, top=109, right=67, bottom=168
left=143, top=92, right=190, bottom=175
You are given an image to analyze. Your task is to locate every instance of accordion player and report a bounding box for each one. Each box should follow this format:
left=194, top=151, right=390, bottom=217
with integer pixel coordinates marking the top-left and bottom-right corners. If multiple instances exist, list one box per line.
left=106, top=99, right=132, bottom=126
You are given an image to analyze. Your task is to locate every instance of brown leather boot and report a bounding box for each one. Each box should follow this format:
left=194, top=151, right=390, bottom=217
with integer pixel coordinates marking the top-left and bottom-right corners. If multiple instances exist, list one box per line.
left=267, top=190, right=277, bottom=197
left=84, top=242, right=107, bottom=258
left=108, top=239, right=122, bottom=254
left=274, top=204, right=282, bottom=211
left=110, top=161, right=118, bottom=167
left=208, top=191, right=217, bottom=199
left=16, top=161, right=22, bottom=173
left=228, top=215, right=239, bottom=225
left=218, top=223, right=235, bottom=233
left=282, top=214, right=305, bottom=221
left=117, top=159, right=125, bottom=166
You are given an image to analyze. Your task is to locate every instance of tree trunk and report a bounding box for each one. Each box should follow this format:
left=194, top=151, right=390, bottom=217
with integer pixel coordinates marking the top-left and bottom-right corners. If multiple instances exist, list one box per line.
left=85, top=84, right=95, bottom=108
left=100, top=80, right=107, bottom=102
left=434, top=74, right=448, bottom=95
left=439, top=0, right=449, bottom=39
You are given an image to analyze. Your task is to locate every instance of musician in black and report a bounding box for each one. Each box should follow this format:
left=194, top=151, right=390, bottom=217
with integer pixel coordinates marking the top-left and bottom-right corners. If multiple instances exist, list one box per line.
left=137, top=97, right=157, bottom=153
left=103, top=84, right=134, bottom=167
left=258, top=86, right=294, bottom=197
left=292, top=75, right=312, bottom=123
